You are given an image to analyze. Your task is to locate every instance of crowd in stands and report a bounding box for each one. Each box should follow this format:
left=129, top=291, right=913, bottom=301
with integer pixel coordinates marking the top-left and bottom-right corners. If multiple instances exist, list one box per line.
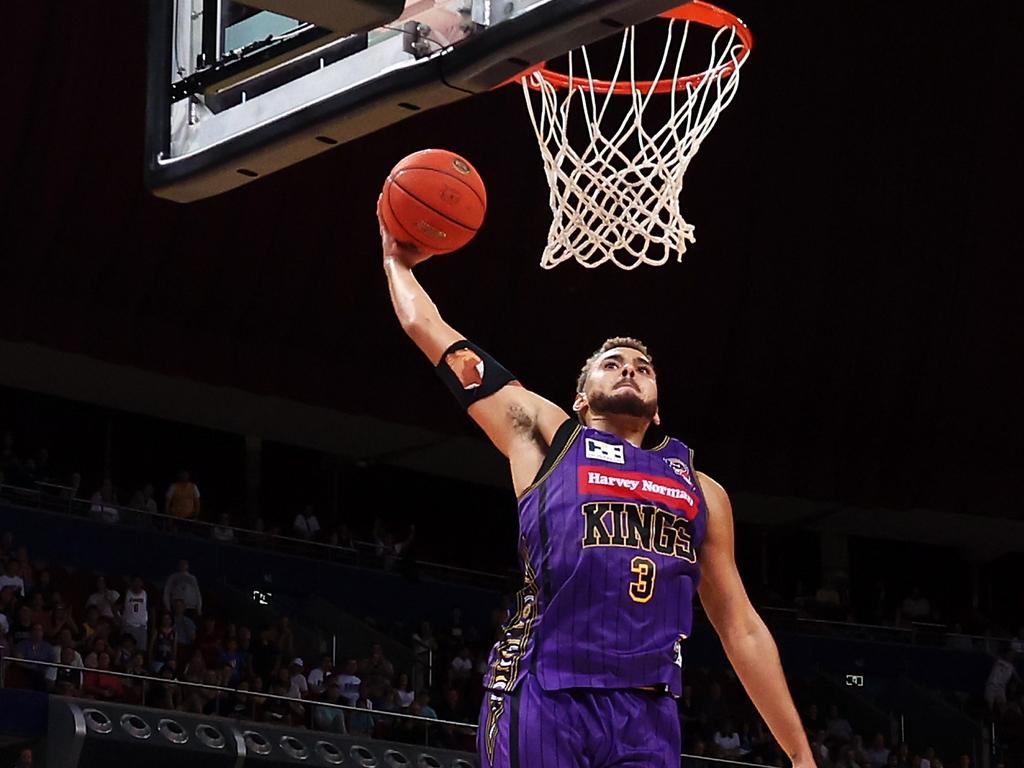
left=3, top=424, right=1024, bottom=764
left=0, top=529, right=478, bottom=749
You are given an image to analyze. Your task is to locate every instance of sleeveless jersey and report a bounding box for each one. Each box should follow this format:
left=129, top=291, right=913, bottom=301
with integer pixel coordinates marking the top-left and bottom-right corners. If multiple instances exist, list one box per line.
left=484, top=421, right=708, bottom=698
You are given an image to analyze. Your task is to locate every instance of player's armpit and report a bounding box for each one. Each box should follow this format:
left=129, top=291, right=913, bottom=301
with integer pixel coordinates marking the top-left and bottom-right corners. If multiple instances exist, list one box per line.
left=468, top=385, right=568, bottom=459
left=695, top=471, right=762, bottom=642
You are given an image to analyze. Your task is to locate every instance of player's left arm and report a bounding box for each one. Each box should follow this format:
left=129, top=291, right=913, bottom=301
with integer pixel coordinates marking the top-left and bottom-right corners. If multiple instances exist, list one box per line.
left=696, top=471, right=813, bottom=768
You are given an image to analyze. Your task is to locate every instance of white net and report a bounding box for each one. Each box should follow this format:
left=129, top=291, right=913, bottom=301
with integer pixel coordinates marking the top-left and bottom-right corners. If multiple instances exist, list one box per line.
left=522, top=18, right=748, bottom=269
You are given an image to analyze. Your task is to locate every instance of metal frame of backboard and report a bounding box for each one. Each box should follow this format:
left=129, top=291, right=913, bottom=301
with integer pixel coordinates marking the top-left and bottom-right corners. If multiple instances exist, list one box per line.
left=145, top=0, right=689, bottom=202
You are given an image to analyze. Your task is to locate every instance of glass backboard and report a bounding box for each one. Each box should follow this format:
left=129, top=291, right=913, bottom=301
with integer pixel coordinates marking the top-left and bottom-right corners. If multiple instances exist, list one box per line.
left=145, top=0, right=686, bottom=202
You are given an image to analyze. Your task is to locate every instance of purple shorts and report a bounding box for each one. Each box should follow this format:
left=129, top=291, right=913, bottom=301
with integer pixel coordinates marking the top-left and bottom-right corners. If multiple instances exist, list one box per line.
left=477, top=672, right=680, bottom=768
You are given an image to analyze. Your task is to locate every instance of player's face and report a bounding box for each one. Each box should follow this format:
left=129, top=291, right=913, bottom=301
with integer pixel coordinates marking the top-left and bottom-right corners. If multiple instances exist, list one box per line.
left=580, top=348, right=658, bottom=421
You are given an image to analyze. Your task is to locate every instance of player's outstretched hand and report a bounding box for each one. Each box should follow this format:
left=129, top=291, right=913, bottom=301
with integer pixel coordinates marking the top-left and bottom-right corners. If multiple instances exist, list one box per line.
left=378, top=195, right=433, bottom=269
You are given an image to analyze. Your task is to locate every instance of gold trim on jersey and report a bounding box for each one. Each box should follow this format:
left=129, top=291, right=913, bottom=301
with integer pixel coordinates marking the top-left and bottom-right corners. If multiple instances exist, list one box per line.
left=516, top=423, right=582, bottom=500
left=485, top=540, right=539, bottom=723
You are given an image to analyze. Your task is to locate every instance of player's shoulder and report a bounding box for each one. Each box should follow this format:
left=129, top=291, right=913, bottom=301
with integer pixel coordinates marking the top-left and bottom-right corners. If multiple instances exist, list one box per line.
left=695, top=470, right=730, bottom=507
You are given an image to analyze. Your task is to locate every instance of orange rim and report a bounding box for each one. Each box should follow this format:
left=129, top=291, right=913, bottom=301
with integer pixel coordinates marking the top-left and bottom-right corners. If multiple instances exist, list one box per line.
left=522, top=1, right=753, bottom=94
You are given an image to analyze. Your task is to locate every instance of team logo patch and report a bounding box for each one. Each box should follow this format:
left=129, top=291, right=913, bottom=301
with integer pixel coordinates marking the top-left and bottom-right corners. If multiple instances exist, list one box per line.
left=445, top=348, right=484, bottom=389
left=578, top=466, right=699, bottom=519
left=584, top=437, right=625, bottom=464
left=663, top=457, right=694, bottom=485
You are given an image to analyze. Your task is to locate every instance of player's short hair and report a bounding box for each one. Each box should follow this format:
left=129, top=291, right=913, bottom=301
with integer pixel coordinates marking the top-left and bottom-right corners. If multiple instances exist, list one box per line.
left=575, top=336, right=653, bottom=393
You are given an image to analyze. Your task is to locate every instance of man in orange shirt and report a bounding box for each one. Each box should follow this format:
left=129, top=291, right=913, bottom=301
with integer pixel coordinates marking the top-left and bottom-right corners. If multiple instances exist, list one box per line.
left=166, top=470, right=200, bottom=520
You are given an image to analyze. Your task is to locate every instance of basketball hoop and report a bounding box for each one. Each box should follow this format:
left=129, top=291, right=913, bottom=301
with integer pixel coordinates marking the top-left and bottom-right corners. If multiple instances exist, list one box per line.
left=520, top=1, right=753, bottom=270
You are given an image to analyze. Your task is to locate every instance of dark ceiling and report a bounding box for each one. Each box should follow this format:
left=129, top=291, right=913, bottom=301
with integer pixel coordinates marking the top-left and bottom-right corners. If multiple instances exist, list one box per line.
left=2, top=2, right=1022, bottom=517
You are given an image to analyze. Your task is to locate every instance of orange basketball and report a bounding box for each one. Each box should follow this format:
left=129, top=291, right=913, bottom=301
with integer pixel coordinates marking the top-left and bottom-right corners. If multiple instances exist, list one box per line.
left=380, top=149, right=486, bottom=254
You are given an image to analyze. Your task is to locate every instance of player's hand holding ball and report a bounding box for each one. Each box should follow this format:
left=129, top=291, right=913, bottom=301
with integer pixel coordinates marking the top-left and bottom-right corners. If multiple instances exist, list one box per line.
left=377, top=195, right=434, bottom=269
left=378, top=148, right=486, bottom=269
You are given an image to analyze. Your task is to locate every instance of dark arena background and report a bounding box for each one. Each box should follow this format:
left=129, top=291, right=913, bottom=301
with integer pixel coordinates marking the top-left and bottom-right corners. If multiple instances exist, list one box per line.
left=2, top=2, right=1023, bottom=767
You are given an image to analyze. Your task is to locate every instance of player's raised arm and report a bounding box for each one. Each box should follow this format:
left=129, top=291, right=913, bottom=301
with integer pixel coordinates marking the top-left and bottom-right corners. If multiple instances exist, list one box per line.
left=378, top=200, right=568, bottom=489
left=696, top=471, right=813, bottom=768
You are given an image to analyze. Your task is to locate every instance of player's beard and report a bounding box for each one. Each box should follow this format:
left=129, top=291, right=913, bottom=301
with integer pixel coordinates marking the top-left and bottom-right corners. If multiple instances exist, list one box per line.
left=587, top=389, right=657, bottom=421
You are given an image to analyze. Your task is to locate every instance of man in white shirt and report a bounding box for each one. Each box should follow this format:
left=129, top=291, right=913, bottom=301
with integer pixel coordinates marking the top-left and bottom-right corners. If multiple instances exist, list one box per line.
left=712, top=719, right=744, bottom=758
left=307, top=655, right=334, bottom=695
left=336, top=658, right=362, bottom=707
left=0, top=560, right=25, bottom=597
left=85, top=576, right=120, bottom=621
left=450, top=646, right=473, bottom=681
left=121, top=577, right=149, bottom=649
left=985, top=648, right=1019, bottom=711
left=163, top=560, right=202, bottom=615
left=288, top=658, right=309, bottom=699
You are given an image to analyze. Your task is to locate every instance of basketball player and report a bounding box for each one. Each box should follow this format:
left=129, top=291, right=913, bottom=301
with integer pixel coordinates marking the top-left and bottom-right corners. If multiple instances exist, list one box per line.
left=379, top=204, right=812, bottom=768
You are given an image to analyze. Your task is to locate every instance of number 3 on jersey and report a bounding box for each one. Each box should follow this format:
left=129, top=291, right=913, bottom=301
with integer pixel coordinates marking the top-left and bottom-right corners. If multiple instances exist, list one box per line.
left=628, top=556, right=656, bottom=603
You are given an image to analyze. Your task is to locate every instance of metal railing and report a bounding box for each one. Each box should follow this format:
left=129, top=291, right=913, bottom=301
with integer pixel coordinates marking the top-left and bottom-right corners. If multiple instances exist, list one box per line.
left=0, top=658, right=798, bottom=764
left=0, top=656, right=474, bottom=747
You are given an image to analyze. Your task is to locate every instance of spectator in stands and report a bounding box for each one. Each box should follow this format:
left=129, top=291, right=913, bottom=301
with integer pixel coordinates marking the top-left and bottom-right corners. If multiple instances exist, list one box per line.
left=414, top=690, right=437, bottom=719
left=163, top=559, right=202, bottom=615
left=359, top=642, right=395, bottom=701
left=894, top=742, right=911, bottom=768
left=15, top=623, right=54, bottom=690
left=313, top=678, right=348, bottom=733
left=826, top=704, right=854, bottom=743
left=130, top=483, right=159, bottom=516
left=120, top=577, right=149, bottom=649
left=0, top=585, right=17, bottom=624
left=81, top=605, right=103, bottom=644
left=337, top=658, right=361, bottom=707
left=113, top=633, right=137, bottom=671
left=166, top=470, right=201, bottom=521
left=810, top=730, right=830, bottom=768
left=10, top=748, right=32, bottom=768
left=985, top=647, right=1020, bottom=715
left=27, top=593, right=52, bottom=635
left=53, top=644, right=84, bottom=695
left=89, top=479, right=120, bottom=525
left=835, top=745, right=862, bottom=768
left=712, top=718, right=745, bottom=758
left=28, top=569, right=54, bottom=604
left=901, top=587, right=932, bottom=622
left=307, top=654, right=333, bottom=695
left=292, top=505, right=321, bottom=540
left=287, top=658, right=309, bottom=699
left=0, top=559, right=25, bottom=597
left=147, top=665, right=181, bottom=710
left=83, top=637, right=110, bottom=669
left=252, top=625, right=281, bottom=682
left=804, top=702, right=825, bottom=732
left=277, top=616, right=295, bottom=660
left=395, top=672, right=414, bottom=710
left=172, top=598, right=197, bottom=649
left=219, top=637, right=245, bottom=685
left=149, top=612, right=177, bottom=673
left=10, top=606, right=33, bottom=645
left=347, top=683, right=376, bottom=736
left=48, top=603, right=79, bottom=644
left=866, top=734, right=891, bottom=768
left=263, top=679, right=293, bottom=724
left=211, top=513, right=235, bottom=542
left=85, top=576, right=120, bottom=621
left=450, top=645, right=473, bottom=683
left=0, top=622, right=11, bottom=671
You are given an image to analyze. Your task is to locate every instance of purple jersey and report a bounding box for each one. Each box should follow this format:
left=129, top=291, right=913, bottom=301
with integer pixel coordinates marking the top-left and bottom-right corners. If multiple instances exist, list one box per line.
left=484, top=420, right=708, bottom=699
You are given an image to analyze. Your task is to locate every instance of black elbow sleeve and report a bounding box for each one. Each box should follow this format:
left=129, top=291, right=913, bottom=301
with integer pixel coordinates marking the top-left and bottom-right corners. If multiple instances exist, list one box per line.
left=435, top=340, right=518, bottom=410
